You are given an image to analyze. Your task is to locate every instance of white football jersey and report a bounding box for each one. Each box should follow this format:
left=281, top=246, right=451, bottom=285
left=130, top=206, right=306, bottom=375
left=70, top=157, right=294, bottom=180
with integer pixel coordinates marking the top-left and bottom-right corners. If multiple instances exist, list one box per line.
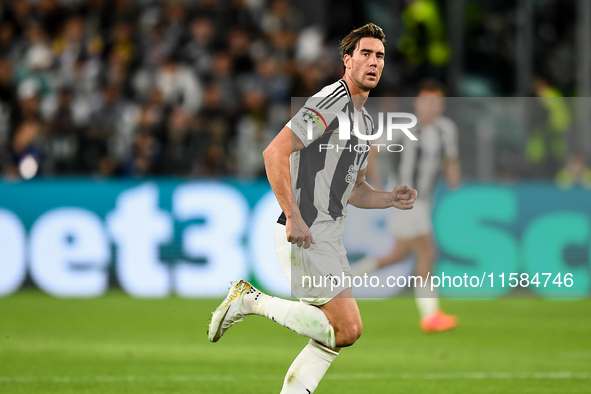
left=283, top=80, right=377, bottom=228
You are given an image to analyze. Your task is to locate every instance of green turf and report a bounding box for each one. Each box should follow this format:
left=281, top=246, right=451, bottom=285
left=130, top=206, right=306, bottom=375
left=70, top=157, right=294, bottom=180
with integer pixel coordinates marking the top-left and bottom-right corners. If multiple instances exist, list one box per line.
left=0, top=290, right=590, bottom=394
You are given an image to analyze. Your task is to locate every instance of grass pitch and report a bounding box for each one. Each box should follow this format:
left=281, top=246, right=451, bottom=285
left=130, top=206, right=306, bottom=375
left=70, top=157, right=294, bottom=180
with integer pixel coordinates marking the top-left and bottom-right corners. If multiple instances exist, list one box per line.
left=1, top=290, right=590, bottom=394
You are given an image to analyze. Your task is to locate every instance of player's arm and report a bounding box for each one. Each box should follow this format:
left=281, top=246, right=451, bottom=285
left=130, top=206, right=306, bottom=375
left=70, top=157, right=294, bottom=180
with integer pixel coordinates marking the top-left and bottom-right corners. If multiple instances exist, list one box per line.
left=263, top=126, right=315, bottom=249
left=364, top=145, right=383, bottom=190
left=444, top=158, right=461, bottom=189
left=441, top=119, right=461, bottom=189
left=349, top=168, right=417, bottom=210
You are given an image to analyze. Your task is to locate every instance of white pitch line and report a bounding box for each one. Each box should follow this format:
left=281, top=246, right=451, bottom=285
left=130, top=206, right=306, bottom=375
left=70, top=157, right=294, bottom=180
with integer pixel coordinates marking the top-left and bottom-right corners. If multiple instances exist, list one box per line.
left=0, top=372, right=589, bottom=384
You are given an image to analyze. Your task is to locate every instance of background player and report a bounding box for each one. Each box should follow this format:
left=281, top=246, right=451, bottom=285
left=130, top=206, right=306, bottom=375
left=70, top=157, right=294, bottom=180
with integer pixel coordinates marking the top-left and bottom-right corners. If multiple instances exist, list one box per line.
left=353, top=80, right=461, bottom=332
left=208, top=23, right=418, bottom=393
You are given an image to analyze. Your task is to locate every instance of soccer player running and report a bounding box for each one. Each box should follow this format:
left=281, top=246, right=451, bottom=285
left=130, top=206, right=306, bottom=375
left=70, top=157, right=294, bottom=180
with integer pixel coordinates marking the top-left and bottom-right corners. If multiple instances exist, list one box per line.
left=208, top=23, right=418, bottom=393
left=352, top=80, right=461, bottom=333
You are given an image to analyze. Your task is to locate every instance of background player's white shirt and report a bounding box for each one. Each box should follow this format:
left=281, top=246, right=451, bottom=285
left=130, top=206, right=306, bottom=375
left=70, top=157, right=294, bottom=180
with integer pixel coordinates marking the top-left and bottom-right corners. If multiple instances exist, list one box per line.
left=285, top=80, right=376, bottom=228
left=386, top=115, right=458, bottom=202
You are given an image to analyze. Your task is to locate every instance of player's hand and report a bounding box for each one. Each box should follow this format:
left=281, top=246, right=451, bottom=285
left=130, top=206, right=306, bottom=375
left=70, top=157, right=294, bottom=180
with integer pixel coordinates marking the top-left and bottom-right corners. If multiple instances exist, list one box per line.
left=286, top=215, right=315, bottom=249
left=390, top=185, right=418, bottom=210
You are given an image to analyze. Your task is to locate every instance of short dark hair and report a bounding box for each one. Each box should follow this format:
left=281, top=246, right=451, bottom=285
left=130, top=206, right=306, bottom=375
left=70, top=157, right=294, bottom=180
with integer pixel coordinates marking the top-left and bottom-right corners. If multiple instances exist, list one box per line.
left=418, top=79, right=446, bottom=95
left=339, top=23, right=386, bottom=63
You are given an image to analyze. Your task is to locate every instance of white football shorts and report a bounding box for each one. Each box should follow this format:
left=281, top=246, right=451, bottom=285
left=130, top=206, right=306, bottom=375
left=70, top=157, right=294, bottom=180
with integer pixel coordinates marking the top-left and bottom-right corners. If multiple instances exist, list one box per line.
left=387, top=199, right=433, bottom=240
left=274, top=217, right=352, bottom=306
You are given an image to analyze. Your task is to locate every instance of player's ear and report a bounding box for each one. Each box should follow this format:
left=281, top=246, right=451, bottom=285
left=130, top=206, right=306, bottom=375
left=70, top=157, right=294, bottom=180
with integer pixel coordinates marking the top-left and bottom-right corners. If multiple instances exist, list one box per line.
left=343, top=54, right=352, bottom=69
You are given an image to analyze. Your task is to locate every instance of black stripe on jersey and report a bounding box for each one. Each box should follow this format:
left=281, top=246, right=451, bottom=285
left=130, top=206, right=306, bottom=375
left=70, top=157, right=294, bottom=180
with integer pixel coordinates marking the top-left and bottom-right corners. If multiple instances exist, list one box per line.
left=355, top=138, right=370, bottom=169
left=412, top=143, right=422, bottom=191
left=436, top=125, right=446, bottom=158
left=361, top=111, right=377, bottom=137
left=320, top=92, right=347, bottom=110
left=327, top=101, right=362, bottom=220
left=339, top=79, right=351, bottom=99
left=364, top=113, right=375, bottom=135
left=327, top=134, right=358, bottom=220
left=358, top=113, right=373, bottom=165
left=296, top=118, right=339, bottom=228
left=317, top=86, right=345, bottom=109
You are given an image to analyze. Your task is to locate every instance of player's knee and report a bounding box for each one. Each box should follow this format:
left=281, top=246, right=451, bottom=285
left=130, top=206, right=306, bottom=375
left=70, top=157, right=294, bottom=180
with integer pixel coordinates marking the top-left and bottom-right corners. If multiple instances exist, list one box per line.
left=335, top=321, right=363, bottom=347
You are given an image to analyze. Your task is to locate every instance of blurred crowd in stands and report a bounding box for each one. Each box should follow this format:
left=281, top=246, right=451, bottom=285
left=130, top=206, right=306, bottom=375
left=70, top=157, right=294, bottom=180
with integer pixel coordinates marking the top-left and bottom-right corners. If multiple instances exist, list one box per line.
left=0, top=0, right=585, bottom=180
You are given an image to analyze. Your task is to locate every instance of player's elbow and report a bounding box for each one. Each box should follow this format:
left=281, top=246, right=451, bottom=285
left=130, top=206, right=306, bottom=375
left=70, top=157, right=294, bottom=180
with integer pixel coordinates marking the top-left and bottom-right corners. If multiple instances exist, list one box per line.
left=262, top=145, right=272, bottom=159
left=263, top=141, right=281, bottom=161
left=262, top=145, right=275, bottom=167
left=263, top=143, right=289, bottom=172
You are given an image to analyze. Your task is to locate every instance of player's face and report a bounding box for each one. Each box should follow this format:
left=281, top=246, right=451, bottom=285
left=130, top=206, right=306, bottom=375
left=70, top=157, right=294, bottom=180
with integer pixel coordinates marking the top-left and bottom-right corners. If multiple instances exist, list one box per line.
left=345, top=37, right=385, bottom=91
left=414, top=90, right=444, bottom=123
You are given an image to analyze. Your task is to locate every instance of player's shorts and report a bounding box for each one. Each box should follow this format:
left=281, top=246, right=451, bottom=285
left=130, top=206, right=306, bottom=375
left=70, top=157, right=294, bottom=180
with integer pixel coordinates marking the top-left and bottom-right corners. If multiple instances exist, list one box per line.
left=274, top=217, right=352, bottom=306
left=387, top=199, right=432, bottom=240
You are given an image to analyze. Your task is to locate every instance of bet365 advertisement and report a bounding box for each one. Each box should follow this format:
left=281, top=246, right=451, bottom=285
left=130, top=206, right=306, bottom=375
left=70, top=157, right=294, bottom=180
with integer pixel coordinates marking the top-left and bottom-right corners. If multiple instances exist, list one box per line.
left=0, top=179, right=589, bottom=298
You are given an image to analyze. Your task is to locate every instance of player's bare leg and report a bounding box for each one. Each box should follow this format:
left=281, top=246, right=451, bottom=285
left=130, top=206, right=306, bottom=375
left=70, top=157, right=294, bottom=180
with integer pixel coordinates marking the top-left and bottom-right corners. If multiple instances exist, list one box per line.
left=377, top=239, right=411, bottom=268
left=351, top=238, right=410, bottom=277
left=280, top=289, right=360, bottom=393
left=408, top=234, right=435, bottom=279
left=319, top=288, right=362, bottom=347
left=408, top=234, right=457, bottom=332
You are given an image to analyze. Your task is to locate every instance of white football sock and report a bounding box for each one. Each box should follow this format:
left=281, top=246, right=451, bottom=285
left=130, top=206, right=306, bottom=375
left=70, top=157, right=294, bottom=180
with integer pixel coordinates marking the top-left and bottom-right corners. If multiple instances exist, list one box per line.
left=350, top=256, right=379, bottom=277
left=414, top=284, right=439, bottom=319
left=243, top=289, right=336, bottom=349
left=280, top=339, right=339, bottom=394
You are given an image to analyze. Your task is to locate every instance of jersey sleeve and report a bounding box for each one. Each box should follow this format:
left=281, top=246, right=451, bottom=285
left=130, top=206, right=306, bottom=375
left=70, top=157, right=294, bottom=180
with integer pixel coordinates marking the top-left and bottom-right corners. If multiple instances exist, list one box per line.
left=286, top=95, right=342, bottom=147
left=440, top=117, right=459, bottom=159
left=360, top=155, right=369, bottom=171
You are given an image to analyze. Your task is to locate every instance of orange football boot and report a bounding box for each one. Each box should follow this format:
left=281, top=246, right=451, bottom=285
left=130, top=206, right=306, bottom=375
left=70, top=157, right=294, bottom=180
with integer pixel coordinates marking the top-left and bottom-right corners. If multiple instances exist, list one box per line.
left=421, top=311, right=458, bottom=333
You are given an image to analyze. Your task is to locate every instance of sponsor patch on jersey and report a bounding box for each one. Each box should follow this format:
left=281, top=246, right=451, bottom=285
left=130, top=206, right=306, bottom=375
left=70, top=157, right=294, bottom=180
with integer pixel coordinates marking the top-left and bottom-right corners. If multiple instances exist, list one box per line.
left=345, top=165, right=358, bottom=185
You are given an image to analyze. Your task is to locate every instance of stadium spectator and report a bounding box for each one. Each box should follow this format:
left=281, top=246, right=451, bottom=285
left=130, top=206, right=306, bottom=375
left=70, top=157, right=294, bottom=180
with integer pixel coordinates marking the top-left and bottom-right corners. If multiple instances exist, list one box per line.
left=161, top=106, right=197, bottom=175
left=37, top=0, right=67, bottom=38
left=45, top=88, right=80, bottom=174
left=526, top=77, right=573, bottom=177
left=136, top=54, right=203, bottom=115
left=555, top=154, right=591, bottom=189
left=123, top=128, right=162, bottom=177
left=182, top=17, right=215, bottom=79
left=233, top=87, right=270, bottom=178
left=398, top=0, right=450, bottom=83
left=83, top=84, right=137, bottom=174
left=208, top=51, right=239, bottom=113
left=0, top=58, right=17, bottom=148
left=5, top=118, right=43, bottom=179
left=0, top=21, right=19, bottom=60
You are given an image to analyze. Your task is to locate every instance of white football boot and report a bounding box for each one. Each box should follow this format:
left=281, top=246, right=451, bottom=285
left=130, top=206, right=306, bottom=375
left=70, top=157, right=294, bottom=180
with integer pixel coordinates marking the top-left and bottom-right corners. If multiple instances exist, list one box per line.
left=208, top=280, right=254, bottom=342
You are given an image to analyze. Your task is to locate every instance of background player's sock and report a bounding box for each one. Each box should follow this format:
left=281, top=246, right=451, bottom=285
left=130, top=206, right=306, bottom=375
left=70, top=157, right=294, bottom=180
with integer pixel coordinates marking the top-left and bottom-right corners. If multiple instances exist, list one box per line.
left=414, top=284, right=439, bottom=318
left=350, top=256, right=379, bottom=277
left=243, top=289, right=336, bottom=349
left=280, top=339, right=338, bottom=394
